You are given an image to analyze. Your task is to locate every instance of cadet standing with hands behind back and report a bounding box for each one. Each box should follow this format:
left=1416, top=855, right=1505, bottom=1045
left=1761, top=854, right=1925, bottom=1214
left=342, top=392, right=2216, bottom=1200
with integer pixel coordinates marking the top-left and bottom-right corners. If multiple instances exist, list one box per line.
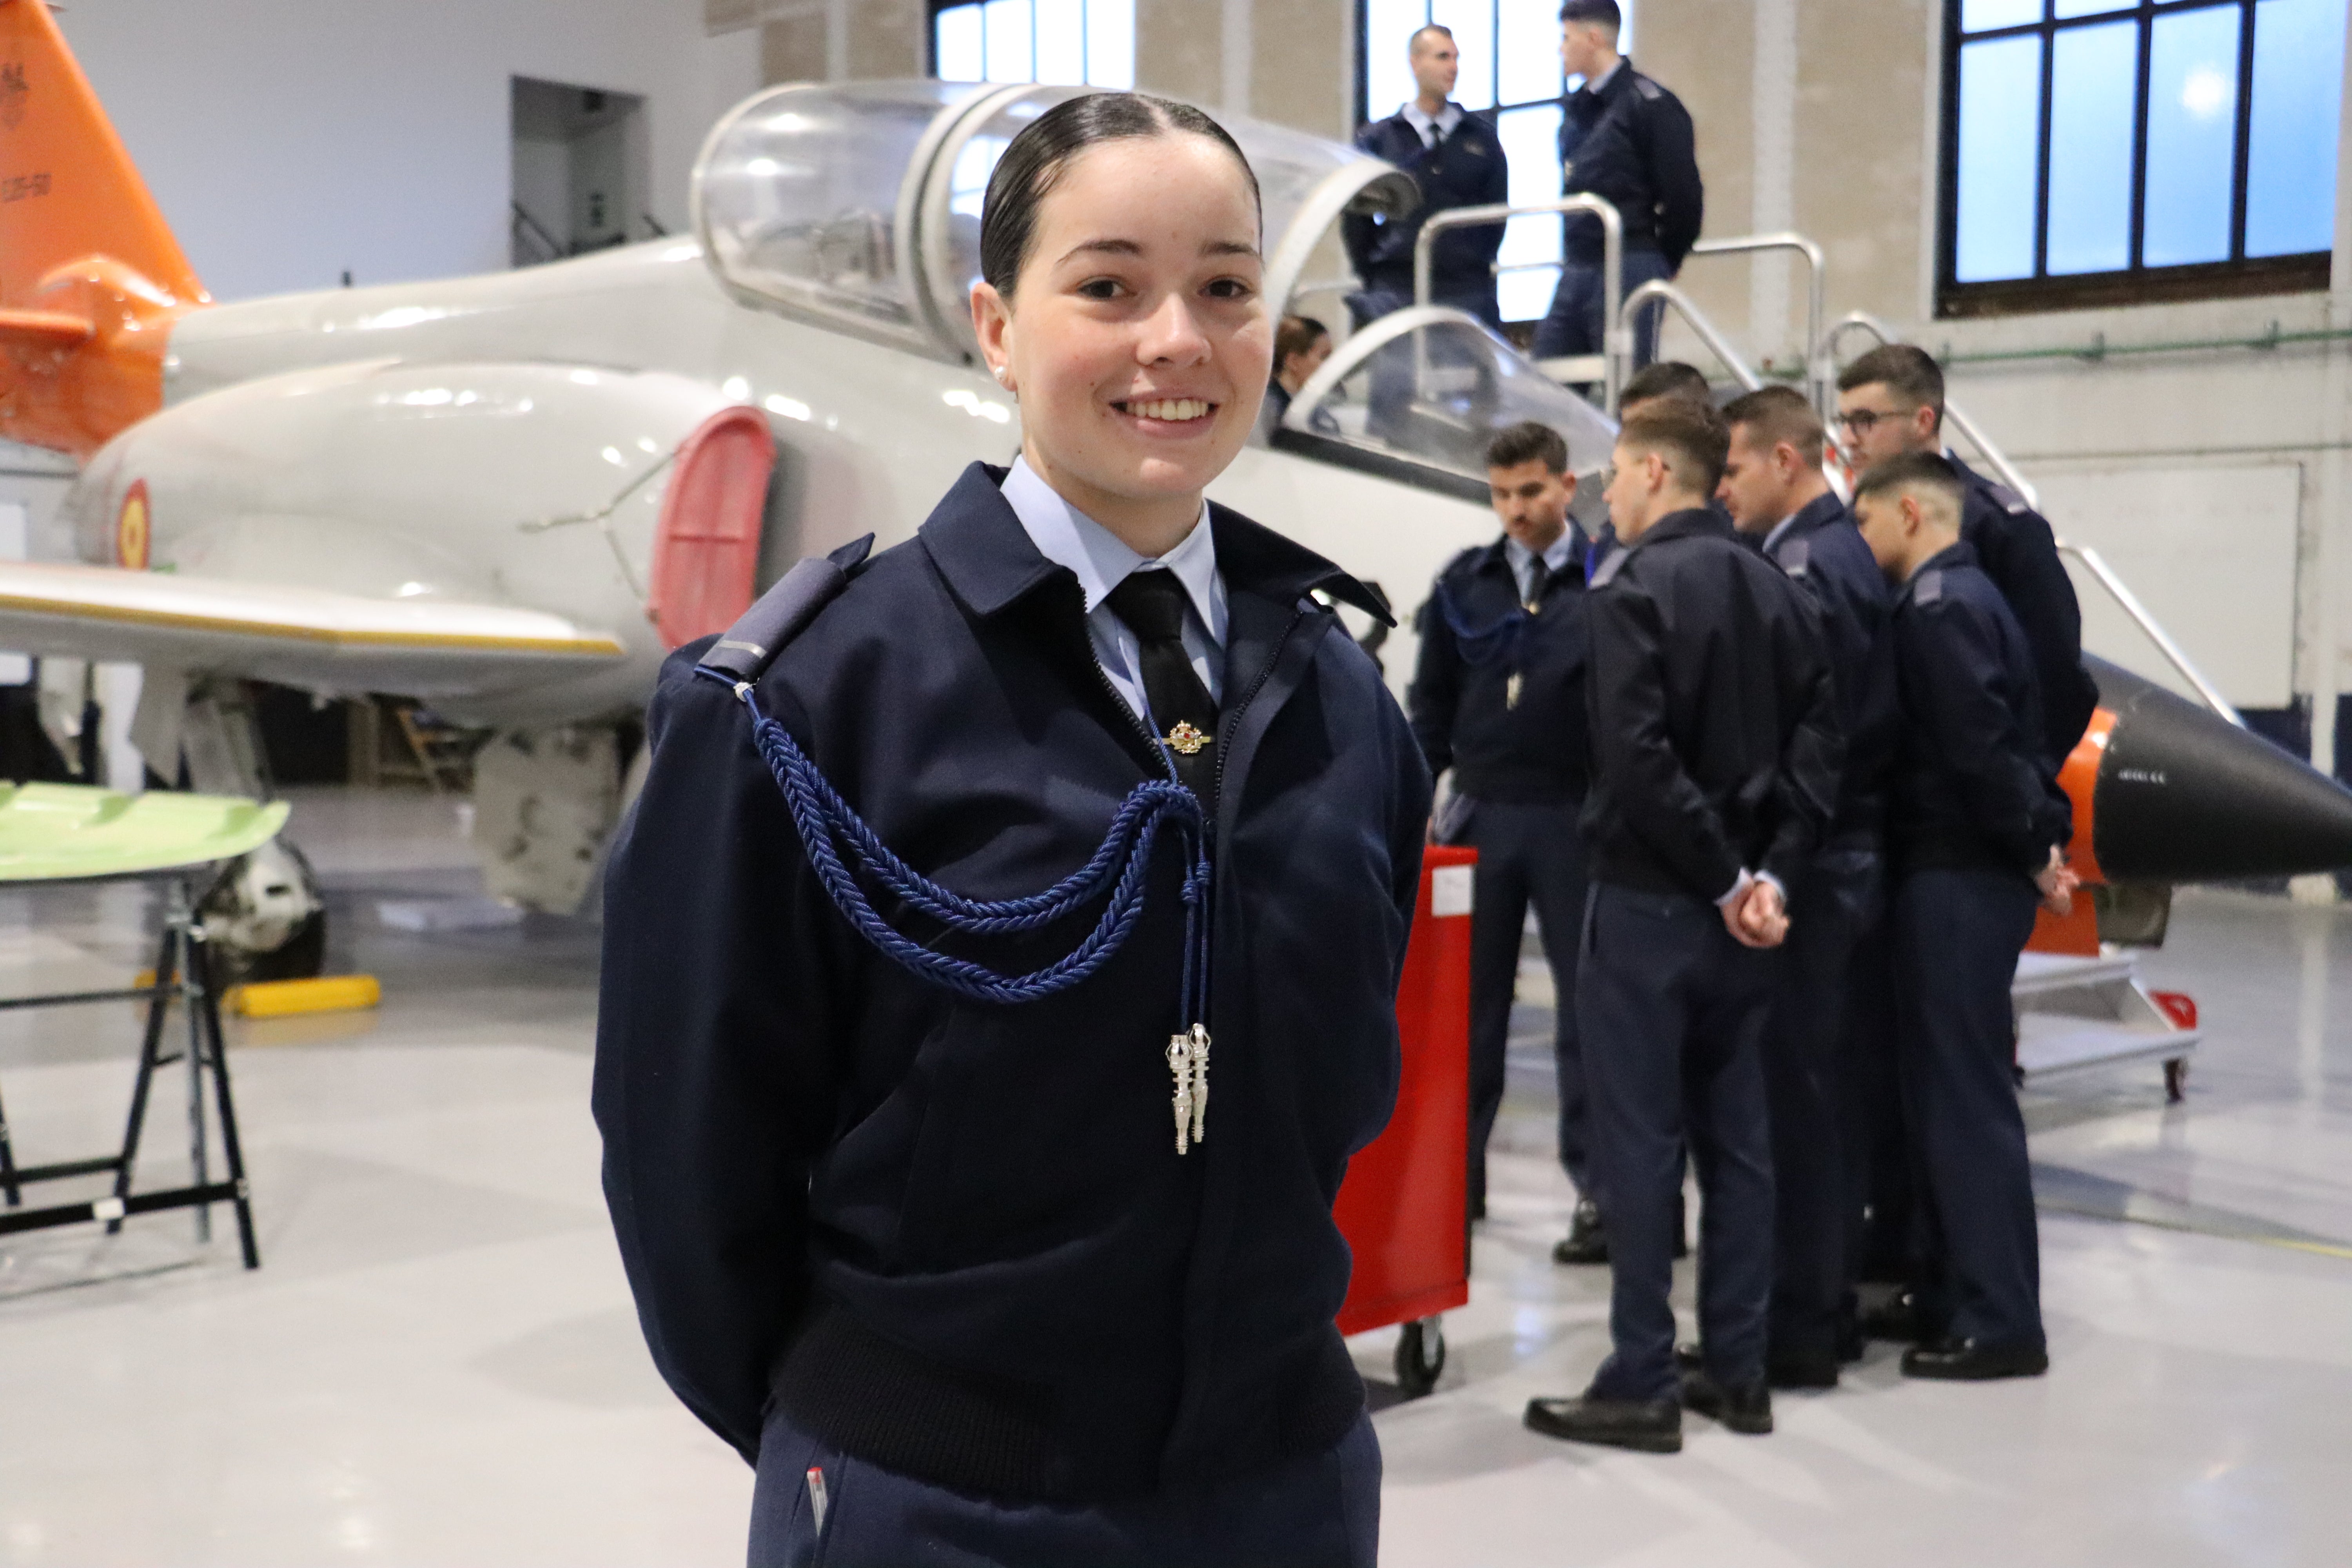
left=1524, top=400, right=1841, bottom=1455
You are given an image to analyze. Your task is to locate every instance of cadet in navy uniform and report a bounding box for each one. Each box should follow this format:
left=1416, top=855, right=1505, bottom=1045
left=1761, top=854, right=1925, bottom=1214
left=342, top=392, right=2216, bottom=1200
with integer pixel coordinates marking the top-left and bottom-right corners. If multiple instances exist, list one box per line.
left=1524, top=400, right=1840, bottom=1453
left=1407, top=421, right=1592, bottom=1231
left=1853, top=453, right=2077, bottom=1382
left=1534, top=1, right=1704, bottom=370
left=1836, top=343, right=2098, bottom=769
left=1343, top=24, right=1508, bottom=327
left=594, top=94, right=1428, bottom=1565
left=1719, top=387, right=1896, bottom=1387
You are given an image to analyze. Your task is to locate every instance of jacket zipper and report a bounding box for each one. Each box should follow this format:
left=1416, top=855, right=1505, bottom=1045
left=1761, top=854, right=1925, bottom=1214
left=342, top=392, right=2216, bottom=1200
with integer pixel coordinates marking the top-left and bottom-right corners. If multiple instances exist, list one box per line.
left=1212, top=603, right=1312, bottom=817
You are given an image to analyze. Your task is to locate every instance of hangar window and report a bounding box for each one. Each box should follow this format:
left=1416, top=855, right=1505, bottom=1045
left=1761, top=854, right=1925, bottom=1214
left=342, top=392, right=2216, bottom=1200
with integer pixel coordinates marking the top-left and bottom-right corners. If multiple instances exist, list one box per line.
left=1355, top=2, right=1637, bottom=324
left=1941, top=0, right=2347, bottom=316
left=931, top=0, right=1135, bottom=89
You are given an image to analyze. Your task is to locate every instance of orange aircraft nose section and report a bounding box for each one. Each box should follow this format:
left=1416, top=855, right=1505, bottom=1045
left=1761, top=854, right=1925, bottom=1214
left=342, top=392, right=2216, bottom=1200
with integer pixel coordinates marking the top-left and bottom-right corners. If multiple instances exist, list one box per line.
left=0, top=0, right=209, bottom=458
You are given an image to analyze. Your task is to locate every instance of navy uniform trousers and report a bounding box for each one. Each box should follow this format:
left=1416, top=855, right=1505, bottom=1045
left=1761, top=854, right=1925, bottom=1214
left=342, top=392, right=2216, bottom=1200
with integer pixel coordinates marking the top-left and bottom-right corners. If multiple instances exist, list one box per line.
left=1762, top=847, right=1880, bottom=1361
left=1579, top=882, right=1776, bottom=1400
left=750, top=1406, right=1381, bottom=1568
left=1458, top=799, right=1590, bottom=1215
left=1531, top=248, right=1674, bottom=368
left=1892, top=867, right=2045, bottom=1352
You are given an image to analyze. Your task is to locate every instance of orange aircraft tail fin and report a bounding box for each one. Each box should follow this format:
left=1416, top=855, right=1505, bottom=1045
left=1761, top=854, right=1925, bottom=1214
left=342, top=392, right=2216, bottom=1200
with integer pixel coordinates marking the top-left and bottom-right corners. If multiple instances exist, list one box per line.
left=0, top=0, right=208, bottom=457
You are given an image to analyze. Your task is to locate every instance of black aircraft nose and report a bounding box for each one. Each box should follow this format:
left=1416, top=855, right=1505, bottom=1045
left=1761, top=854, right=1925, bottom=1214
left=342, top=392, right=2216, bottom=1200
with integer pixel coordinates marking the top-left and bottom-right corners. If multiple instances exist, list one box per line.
left=2089, top=655, right=2352, bottom=882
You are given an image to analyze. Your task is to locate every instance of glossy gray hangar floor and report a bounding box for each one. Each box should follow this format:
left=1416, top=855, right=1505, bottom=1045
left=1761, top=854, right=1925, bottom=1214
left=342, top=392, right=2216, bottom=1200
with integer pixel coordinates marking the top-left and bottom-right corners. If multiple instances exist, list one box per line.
left=0, top=788, right=2345, bottom=1567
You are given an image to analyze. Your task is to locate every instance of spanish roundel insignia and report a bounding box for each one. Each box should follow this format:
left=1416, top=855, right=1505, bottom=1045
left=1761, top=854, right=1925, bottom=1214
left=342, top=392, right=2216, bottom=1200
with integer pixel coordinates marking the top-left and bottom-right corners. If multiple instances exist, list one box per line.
left=116, top=479, right=151, bottom=569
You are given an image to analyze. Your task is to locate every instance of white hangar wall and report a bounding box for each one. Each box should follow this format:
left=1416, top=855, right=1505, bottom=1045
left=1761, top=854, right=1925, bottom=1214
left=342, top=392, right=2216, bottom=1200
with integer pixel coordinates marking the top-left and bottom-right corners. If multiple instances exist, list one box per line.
left=54, top=0, right=761, bottom=301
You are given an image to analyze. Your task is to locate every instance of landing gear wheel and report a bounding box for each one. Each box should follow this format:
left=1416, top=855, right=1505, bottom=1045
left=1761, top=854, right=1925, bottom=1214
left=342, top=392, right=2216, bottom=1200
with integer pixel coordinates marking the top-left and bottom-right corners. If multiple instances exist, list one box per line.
left=1394, top=1316, right=1446, bottom=1397
left=2164, top=1057, right=2189, bottom=1104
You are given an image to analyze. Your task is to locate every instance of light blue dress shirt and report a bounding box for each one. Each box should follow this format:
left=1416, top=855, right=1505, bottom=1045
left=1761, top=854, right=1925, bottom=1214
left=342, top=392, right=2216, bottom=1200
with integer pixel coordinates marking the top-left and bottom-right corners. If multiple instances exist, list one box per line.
left=1503, top=530, right=1581, bottom=605
left=1399, top=99, right=1465, bottom=147
left=999, top=457, right=1227, bottom=726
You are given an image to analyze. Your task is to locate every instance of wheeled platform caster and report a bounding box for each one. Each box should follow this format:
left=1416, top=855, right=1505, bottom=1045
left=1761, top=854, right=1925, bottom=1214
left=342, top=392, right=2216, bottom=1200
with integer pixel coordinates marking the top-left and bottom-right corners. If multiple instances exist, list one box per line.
left=1394, top=1316, right=1446, bottom=1397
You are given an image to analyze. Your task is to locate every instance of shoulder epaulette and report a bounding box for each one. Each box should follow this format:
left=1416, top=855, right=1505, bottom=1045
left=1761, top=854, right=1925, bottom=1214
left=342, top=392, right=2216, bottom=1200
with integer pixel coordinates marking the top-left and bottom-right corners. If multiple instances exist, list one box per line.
left=1774, top=536, right=1811, bottom=578
left=1911, top=568, right=1944, bottom=605
left=697, top=534, right=875, bottom=684
left=1635, top=76, right=1664, bottom=101
left=1589, top=546, right=1630, bottom=588
left=1980, top=477, right=2030, bottom=516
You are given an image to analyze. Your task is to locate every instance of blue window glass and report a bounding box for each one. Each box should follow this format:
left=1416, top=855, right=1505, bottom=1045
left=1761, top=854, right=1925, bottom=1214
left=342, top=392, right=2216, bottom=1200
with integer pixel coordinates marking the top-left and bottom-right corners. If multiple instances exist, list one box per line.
left=1496, top=103, right=1564, bottom=321
left=1963, top=0, right=2045, bottom=29
left=936, top=5, right=984, bottom=82
left=2143, top=4, right=2241, bottom=268
left=1956, top=34, right=2043, bottom=281
left=1084, top=0, right=1134, bottom=89
left=1033, top=0, right=1086, bottom=85
left=1431, top=0, right=1495, bottom=112
left=2045, top=20, right=2135, bottom=274
left=1495, top=3, right=1563, bottom=108
left=1364, top=0, right=1428, bottom=121
left=2246, top=0, right=2348, bottom=258
left=933, top=0, right=1132, bottom=89
left=2053, top=0, right=2125, bottom=17
left=982, top=0, right=1033, bottom=84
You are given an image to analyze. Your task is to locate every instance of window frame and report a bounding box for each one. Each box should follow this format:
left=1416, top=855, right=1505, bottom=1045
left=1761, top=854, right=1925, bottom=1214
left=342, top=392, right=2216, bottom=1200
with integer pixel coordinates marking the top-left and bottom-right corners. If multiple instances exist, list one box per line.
left=925, top=0, right=1132, bottom=87
left=1937, top=0, right=2336, bottom=319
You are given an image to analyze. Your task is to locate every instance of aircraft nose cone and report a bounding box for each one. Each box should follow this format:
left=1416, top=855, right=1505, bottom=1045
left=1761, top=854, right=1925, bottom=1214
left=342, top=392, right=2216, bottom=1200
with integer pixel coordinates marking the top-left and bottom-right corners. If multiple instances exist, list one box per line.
left=2089, top=655, right=2352, bottom=882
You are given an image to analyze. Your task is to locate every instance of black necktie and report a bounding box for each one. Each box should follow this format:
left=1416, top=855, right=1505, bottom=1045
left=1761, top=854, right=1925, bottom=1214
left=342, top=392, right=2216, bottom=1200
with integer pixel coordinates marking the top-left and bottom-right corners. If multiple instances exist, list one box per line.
left=1523, top=557, right=1551, bottom=611
left=1105, top=570, right=1219, bottom=809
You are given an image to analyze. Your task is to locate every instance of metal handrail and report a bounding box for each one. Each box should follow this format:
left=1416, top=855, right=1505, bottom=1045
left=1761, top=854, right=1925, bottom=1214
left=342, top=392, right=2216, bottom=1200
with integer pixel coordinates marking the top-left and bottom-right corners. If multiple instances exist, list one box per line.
left=1826, top=317, right=2243, bottom=728
left=1686, top=232, right=1829, bottom=410
left=1827, top=311, right=2041, bottom=507
left=1618, top=279, right=1766, bottom=394
left=1415, top=195, right=1624, bottom=410
left=2060, top=544, right=2245, bottom=728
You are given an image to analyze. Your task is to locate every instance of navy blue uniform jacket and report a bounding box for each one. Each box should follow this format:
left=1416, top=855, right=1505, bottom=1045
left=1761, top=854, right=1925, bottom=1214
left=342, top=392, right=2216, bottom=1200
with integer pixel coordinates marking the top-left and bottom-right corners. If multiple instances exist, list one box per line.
left=1406, top=534, right=1592, bottom=805
left=1886, top=541, right=2073, bottom=879
left=1950, top=455, right=2098, bottom=767
left=1762, top=491, right=1897, bottom=846
left=1345, top=109, right=1508, bottom=293
left=1559, top=61, right=1704, bottom=267
left=1580, top=507, right=1842, bottom=899
left=593, top=464, right=1430, bottom=1503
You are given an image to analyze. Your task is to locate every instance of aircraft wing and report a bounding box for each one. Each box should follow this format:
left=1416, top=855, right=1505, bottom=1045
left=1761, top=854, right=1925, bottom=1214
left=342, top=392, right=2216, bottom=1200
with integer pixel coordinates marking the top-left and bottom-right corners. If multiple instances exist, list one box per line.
left=0, top=561, right=628, bottom=695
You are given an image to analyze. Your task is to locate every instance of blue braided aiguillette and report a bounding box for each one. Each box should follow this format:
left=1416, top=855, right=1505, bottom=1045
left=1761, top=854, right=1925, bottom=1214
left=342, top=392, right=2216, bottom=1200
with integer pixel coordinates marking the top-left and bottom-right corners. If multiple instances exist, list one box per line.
left=696, top=666, right=1216, bottom=1154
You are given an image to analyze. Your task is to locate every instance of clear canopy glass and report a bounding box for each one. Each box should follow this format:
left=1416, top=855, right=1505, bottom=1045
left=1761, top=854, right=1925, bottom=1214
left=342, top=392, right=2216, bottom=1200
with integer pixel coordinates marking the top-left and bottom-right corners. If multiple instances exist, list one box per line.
left=1289, top=312, right=1618, bottom=523
left=697, top=80, right=1414, bottom=360
left=697, top=80, right=983, bottom=344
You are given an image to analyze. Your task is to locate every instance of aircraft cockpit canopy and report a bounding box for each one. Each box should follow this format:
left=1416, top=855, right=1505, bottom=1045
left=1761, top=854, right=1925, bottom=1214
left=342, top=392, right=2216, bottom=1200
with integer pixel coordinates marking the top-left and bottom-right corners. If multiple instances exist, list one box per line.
left=695, top=80, right=1419, bottom=365
left=1283, top=309, right=1620, bottom=524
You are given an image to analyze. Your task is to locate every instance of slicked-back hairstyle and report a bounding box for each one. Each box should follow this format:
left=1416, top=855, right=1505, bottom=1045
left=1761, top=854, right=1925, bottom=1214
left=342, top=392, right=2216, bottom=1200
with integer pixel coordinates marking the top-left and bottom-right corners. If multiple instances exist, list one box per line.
left=980, top=93, right=1261, bottom=301
left=1837, top=343, right=1945, bottom=418
left=1619, top=398, right=1731, bottom=496
left=1409, top=22, right=1456, bottom=52
left=1559, top=0, right=1624, bottom=31
left=1851, top=450, right=1964, bottom=525
left=1484, top=419, right=1569, bottom=475
left=1723, top=384, right=1826, bottom=469
left=1273, top=314, right=1329, bottom=372
left=1619, top=359, right=1711, bottom=411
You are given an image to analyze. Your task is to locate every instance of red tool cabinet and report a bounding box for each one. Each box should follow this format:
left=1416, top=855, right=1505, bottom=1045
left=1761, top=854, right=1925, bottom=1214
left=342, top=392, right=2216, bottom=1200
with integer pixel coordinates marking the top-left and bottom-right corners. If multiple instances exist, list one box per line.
left=1334, top=845, right=1474, bottom=1395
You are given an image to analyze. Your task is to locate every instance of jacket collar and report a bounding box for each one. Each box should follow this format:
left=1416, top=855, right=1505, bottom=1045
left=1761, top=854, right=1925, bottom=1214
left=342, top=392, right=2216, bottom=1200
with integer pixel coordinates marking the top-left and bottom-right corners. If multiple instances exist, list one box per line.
left=920, top=462, right=1395, bottom=627
left=1628, top=506, right=1733, bottom=552
left=1771, top=488, right=1849, bottom=546
left=1903, top=539, right=1979, bottom=600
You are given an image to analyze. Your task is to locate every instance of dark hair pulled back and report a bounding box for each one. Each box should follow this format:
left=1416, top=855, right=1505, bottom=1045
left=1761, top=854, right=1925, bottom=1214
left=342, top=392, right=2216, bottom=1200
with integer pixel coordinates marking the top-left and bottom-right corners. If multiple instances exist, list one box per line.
left=978, top=92, right=1262, bottom=300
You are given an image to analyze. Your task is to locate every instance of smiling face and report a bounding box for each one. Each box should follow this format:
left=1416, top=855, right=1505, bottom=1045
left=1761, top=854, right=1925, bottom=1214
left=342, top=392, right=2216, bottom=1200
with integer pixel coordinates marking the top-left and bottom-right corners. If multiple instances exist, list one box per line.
left=971, top=133, right=1269, bottom=557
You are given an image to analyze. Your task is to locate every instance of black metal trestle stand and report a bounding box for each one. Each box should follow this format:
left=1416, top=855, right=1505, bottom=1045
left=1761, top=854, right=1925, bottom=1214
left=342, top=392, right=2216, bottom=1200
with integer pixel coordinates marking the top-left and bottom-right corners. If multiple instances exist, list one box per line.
left=0, top=874, right=260, bottom=1269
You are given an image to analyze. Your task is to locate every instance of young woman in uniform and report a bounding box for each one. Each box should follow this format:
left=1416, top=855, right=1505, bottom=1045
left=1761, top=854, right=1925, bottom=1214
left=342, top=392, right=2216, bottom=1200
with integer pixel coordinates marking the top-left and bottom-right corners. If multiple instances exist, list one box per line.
left=594, top=93, right=1430, bottom=1566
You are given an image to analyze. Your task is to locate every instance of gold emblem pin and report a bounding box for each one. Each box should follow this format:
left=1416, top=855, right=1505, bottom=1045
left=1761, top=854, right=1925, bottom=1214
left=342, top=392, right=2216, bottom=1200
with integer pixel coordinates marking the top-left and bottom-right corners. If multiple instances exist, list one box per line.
left=1165, top=720, right=1211, bottom=756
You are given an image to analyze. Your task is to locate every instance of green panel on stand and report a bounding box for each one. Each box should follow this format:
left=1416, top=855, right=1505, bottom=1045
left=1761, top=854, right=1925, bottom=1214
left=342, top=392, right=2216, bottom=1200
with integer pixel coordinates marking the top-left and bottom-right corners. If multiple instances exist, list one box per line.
left=0, top=783, right=289, bottom=882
